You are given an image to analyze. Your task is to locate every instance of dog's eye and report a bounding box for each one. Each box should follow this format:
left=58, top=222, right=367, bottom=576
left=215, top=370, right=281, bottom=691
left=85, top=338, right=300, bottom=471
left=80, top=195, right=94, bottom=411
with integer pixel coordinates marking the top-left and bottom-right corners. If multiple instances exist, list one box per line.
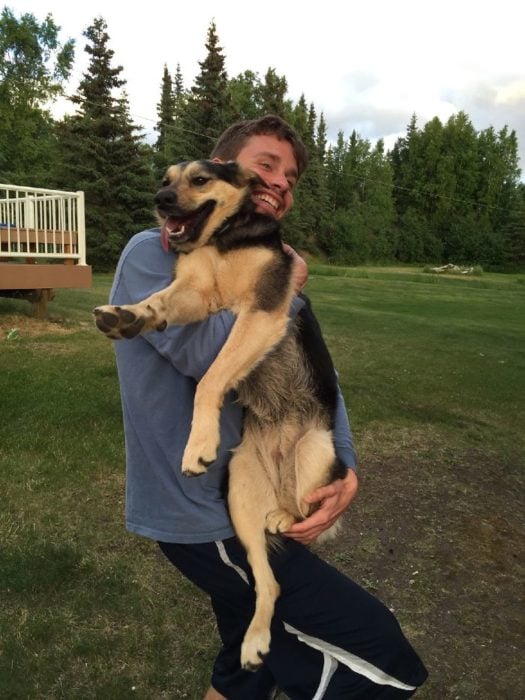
left=161, top=178, right=170, bottom=187
left=191, top=176, right=210, bottom=187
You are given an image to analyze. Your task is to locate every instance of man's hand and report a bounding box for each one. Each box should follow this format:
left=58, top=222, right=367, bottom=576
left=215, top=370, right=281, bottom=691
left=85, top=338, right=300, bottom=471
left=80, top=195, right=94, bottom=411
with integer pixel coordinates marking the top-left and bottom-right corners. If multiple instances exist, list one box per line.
left=285, top=469, right=359, bottom=545
left=283, top=243, right=308, bottom=293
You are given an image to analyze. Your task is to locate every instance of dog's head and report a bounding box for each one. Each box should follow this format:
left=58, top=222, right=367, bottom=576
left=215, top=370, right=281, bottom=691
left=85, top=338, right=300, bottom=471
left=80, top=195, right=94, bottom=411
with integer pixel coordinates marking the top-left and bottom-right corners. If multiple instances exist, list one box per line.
left=155, top=160, right=260, bottom=252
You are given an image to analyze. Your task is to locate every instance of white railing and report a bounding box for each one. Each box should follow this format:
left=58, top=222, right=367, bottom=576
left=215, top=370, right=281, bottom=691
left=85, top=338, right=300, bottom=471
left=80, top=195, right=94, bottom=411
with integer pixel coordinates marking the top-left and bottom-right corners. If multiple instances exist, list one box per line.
left=0, top=184, right=86, bottom=265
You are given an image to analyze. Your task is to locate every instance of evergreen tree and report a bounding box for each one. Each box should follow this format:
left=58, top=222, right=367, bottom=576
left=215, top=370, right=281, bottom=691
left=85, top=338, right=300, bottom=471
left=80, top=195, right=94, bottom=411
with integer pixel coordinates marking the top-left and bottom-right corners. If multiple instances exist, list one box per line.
left=258, top=68, right=292, bottom=117
left=390, top=113, right=423, bottom=215
left=502, top=184, right=525, bottom=268
left=167, top=63, right=193, bottom=165
left=155, top=64, right=175, bottom=155
left=284, top=102, right=331, bottom=252
left=0, top=8, right=74, bottom=185
left=322, top=131, right=397, bottom=262
left=228, top=70, right=262, bottom=120
left=316, top=113, right=328, bottom=163
left=153, top=64, right=192, bottom=179
left=325, top=131, right=349, bottom=211
left=182, top=21, right=233, bottom=158
left=57, top=17, right=155, bottom=271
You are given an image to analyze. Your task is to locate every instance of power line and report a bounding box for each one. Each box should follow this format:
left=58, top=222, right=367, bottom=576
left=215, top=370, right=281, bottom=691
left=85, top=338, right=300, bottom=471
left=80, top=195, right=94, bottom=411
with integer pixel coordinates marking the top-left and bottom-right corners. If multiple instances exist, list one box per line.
left=60, top=92, right=525, bottom=218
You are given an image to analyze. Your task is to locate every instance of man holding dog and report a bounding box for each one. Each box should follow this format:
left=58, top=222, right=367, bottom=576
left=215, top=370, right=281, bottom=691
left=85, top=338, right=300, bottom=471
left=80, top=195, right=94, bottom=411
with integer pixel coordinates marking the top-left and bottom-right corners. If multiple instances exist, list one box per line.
left=110, top=114, right=427, bottom=698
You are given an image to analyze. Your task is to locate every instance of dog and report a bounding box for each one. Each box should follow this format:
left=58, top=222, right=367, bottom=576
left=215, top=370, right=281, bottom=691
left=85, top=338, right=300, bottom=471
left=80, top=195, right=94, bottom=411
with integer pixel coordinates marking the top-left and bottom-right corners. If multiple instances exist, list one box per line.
left=94, top=160, right=347, bottom=669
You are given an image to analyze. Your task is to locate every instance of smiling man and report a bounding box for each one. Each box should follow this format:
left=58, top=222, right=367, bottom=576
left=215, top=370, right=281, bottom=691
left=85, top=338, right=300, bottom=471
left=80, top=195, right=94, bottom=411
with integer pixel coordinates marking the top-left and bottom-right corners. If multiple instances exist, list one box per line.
left=214, top=132, right=297, bottom=219
left=110, top=114, right=427, bottom=698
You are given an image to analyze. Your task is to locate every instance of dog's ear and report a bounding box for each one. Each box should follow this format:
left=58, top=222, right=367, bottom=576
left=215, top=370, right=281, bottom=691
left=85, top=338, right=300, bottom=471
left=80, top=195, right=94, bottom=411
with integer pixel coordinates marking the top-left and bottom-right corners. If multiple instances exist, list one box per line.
left=245, top=170, right=265, bottom=188
left=216, top=160, right=251, bottom=187
left=210, top=160, right=264, bottom=189
left=218, top=160, right=266, bottom=189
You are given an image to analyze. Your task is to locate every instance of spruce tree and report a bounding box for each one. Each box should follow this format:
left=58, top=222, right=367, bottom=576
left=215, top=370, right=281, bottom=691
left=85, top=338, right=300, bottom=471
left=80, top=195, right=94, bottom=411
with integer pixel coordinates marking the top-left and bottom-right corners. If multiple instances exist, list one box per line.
left=258, top=68, right=291, bottom=117
left=284, top=101, right=331, bottom=252
left=57, top=17, right=155, bottom=270
left=502, top=185, right=525, bottom=268
left=228, top=70, right=262, bottom=120
left=155, top=64, right=175, bottom=155
left=182, top=21, right=233, bottom=158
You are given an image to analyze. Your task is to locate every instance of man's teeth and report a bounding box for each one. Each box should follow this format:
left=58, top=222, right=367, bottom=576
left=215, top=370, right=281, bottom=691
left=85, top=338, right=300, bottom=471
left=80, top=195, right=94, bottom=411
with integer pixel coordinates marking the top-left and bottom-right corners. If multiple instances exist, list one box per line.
left=257, top=194, right=278, bottom=209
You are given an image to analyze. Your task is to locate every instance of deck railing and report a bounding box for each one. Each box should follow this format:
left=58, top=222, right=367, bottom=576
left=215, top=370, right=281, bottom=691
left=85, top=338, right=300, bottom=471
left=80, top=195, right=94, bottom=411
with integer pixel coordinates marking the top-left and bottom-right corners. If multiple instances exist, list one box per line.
left=0, top=184, right=86, bottom=265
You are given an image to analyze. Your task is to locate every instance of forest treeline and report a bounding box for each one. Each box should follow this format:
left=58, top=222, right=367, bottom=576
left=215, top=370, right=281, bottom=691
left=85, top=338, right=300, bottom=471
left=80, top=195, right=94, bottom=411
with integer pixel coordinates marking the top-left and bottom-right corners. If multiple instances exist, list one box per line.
left=1, top=9, right=524, bottom=271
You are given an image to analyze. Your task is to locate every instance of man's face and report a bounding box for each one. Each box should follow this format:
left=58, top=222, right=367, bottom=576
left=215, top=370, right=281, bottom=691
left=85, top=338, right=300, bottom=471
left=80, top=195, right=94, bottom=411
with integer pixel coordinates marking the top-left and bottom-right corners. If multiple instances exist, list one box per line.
left=234, top=134, right=298, bottom=220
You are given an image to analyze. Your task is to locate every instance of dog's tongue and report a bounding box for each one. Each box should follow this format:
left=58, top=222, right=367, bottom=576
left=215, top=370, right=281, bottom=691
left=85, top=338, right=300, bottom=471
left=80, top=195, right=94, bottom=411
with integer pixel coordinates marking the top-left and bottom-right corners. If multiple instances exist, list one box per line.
left=160, top=217, right=183, bottom=252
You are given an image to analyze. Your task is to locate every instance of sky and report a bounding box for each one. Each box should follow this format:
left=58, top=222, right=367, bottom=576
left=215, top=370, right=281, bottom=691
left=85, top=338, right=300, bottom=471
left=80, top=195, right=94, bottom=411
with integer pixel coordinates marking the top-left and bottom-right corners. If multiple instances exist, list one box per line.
left=22, top=0, right=525, bottom=175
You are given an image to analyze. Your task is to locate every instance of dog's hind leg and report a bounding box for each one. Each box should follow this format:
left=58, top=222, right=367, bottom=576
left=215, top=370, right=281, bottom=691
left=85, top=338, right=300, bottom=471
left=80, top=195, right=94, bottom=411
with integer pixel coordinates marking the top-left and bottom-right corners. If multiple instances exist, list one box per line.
left=228, top=438, right=280, bottom=670
left=294, top=428, right=338, bottom=519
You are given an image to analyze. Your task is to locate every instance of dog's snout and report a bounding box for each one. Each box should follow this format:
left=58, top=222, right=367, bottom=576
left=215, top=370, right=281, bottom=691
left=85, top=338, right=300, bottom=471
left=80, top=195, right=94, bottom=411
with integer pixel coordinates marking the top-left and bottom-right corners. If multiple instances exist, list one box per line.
left=155, top=188, right=177, bottom=210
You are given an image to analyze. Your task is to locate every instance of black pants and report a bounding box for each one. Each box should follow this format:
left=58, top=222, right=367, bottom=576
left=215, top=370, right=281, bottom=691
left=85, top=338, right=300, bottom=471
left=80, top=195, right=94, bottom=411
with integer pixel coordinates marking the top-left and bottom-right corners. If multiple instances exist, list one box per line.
left=159, top=537, right=428, bottom=699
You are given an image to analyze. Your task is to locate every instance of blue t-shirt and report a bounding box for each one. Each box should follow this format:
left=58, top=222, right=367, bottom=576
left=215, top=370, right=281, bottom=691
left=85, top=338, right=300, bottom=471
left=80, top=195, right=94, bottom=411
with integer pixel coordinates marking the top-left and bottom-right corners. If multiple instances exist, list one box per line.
left=110, top=228, right=356, bottom=544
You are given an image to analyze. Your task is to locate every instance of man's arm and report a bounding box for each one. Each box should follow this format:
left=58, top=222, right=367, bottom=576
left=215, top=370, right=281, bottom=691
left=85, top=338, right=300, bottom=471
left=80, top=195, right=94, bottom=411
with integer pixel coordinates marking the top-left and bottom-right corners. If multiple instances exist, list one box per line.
left=111, top=232, right=308, bottom=381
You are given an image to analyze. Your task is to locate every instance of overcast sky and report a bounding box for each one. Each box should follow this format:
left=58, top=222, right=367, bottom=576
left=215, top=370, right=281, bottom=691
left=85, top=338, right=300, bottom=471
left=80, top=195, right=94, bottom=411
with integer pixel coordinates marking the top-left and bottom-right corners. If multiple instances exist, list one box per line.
left=26, top=0, right=525, bottom=175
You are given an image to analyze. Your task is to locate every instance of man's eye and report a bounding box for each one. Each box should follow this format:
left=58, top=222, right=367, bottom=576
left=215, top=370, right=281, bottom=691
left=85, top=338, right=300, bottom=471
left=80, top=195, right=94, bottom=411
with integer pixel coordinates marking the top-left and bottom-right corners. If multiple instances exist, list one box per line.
left=192, top=176, right=210, bottom=186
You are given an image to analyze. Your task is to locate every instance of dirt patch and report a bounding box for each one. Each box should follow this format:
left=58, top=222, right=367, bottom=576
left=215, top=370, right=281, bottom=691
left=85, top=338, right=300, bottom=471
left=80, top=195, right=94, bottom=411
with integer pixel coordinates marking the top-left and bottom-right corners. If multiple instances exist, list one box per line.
left=321, top=450, right=524, bottom=698
left=0, top=313, right=76, bottom=339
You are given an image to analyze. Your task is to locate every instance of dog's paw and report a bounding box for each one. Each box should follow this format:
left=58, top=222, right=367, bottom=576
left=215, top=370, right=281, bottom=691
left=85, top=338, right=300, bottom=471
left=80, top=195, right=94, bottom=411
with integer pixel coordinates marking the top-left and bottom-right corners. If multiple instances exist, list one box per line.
left=93, top=304, right=166, bottom=340
left=265, top=509, right=296, bottom=534
left=181, top=458, right=212, bottom=478
left=182, top=425, right=220, bottom=476
left=241, top=628, right=271, bottom=671
left=181, top=437, right=218, bottom=477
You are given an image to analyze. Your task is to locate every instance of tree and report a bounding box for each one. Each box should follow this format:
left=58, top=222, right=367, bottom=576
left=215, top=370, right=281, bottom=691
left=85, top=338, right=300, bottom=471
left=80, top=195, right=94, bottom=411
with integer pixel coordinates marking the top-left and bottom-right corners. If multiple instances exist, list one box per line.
left=502, top=184, right=525, bottom=268
left=258, top=68, right=291, bottom=117
left=155, top=64, right=176, bottom=155
left=153, top=64, right=191, bottom=179
left=57, top=17, right=155, bottom=270
left=283, top=101, right=331, bottom=252
left=228, top=69, right=262, bottom=120
left=0, top=8, right=74, bottom=184
left=181, top=21, right=233, bottom=158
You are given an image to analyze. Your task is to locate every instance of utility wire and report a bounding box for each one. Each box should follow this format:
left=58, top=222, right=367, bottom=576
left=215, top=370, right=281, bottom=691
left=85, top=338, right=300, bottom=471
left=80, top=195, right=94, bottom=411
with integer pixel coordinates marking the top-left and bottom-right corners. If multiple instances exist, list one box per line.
left=60, top=92, right=525, bottom=218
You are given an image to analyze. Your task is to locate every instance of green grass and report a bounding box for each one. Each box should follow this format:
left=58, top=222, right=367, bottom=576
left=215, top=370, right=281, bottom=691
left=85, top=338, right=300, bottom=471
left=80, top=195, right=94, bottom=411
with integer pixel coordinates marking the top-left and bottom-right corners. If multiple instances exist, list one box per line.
left=308, top=264, right=525, bottom=460
left=1, top=266, right=524, bottom=698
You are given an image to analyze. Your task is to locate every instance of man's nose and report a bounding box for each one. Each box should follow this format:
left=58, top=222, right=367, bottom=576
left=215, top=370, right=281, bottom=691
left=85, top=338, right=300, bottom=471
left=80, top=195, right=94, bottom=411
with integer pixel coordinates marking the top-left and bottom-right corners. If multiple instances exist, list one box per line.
left=269, top=171, right=289, bottom=192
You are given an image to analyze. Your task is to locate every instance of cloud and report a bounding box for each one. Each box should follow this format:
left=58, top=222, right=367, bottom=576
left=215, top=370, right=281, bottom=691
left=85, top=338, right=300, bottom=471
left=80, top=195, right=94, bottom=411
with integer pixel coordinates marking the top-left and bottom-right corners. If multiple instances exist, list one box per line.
left=318, top=71, right=524, bottom=177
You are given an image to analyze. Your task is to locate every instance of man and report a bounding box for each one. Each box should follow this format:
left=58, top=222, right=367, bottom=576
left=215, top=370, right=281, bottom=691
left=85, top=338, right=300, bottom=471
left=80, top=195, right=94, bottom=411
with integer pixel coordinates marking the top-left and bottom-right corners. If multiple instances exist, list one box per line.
left=110, top=115, right=427, bottom=698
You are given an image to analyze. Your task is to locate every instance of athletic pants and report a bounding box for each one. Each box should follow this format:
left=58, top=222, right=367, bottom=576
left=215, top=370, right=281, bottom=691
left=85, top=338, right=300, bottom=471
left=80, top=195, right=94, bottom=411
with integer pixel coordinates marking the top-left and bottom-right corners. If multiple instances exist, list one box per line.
left=158, top=537, right=428, bottom=699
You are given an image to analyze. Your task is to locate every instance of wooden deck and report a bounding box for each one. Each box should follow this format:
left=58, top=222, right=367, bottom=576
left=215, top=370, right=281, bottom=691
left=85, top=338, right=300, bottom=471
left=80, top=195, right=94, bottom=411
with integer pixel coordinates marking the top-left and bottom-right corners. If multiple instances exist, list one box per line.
left=0, top=184, right=92, bottom=316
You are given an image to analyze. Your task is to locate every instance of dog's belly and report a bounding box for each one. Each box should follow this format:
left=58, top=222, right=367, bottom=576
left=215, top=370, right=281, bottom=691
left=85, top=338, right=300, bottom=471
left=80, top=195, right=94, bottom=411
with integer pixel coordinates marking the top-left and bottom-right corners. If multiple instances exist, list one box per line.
left=237, top=327, right=324, bottom=426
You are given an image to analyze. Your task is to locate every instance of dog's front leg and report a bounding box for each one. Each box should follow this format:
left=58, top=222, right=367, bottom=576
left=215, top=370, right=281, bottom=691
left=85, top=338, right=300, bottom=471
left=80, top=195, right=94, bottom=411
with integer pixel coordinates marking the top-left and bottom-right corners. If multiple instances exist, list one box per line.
left=182, top=308, right=289, bottom=476
left=94, top=282, right=210, bottom=340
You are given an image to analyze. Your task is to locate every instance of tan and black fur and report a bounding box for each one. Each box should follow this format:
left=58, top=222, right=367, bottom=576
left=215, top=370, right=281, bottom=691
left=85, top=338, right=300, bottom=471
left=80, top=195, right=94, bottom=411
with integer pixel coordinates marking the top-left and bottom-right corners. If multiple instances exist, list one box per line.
left=94, top=160, right=347, bottom=669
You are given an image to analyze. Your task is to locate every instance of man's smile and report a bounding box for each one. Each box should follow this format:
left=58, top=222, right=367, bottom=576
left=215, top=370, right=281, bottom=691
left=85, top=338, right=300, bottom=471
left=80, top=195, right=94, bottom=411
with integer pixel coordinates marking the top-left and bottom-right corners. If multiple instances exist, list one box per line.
left=253, top=191, right=279, bottom=211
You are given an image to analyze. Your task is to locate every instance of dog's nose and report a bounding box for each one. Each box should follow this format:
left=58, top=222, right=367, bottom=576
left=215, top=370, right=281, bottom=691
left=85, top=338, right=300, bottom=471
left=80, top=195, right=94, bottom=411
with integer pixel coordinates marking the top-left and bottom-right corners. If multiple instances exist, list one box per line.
left=154, top=188, right=177, bottom=209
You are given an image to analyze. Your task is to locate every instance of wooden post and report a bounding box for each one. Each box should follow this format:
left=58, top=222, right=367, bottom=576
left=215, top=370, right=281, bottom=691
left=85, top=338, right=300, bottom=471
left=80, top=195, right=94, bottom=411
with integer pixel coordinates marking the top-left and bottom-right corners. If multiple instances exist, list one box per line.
left=30, top=288, right=55, bottom=318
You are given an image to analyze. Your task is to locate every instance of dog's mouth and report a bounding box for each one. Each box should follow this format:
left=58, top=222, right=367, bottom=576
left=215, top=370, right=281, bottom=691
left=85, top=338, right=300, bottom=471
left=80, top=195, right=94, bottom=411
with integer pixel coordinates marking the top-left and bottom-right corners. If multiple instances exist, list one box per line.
left=159, top=200, right=216, bottom=250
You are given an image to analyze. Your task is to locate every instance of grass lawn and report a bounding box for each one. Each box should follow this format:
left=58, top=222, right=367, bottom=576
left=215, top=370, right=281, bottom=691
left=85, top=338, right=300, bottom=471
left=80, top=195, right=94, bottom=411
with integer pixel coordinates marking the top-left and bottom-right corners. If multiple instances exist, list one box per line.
left=1, top=265, right=523, bottom=698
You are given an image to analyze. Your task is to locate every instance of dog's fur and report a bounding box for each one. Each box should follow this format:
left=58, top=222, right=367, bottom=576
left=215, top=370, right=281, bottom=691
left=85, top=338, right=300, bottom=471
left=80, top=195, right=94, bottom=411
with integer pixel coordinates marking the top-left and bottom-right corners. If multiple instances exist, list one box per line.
left=94, top=160, right=347, bottom=669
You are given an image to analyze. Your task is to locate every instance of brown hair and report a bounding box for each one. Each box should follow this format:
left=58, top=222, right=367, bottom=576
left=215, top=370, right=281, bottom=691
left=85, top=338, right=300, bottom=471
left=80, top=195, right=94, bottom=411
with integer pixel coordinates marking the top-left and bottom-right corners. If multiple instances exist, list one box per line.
left=211, top=114, right=309, bottom=178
